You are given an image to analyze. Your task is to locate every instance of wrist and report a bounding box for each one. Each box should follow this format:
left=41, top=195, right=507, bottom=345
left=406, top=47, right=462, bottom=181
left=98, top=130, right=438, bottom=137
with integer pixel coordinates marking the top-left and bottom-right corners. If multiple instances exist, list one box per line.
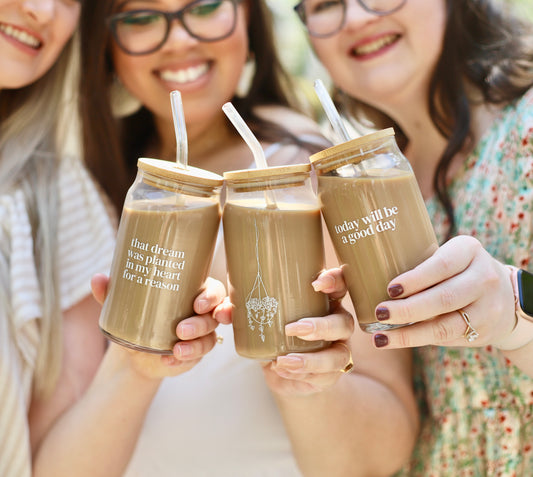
left=493, top=266, right=533, bottom=351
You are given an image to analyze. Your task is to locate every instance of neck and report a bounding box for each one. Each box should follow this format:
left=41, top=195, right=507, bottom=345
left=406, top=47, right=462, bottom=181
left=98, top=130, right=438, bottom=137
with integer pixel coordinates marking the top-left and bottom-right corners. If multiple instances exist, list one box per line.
left=151, top=112, right=252, bottom=175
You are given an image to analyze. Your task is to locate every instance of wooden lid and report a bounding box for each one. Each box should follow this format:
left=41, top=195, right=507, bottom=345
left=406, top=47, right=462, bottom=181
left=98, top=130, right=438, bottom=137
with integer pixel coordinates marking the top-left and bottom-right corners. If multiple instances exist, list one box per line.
left=223, top=163, right=311, bottom=182
left=137, top=158, right=223, bottom=186
left=310, top=128, right=395, bottom=166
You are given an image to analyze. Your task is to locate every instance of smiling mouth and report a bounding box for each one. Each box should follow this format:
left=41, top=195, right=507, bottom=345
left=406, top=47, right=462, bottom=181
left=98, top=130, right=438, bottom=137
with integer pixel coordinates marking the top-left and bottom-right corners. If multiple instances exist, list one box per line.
left=0, top=23, right=41, bottom=49
left=351, top=34, right=399, bottom=57
left=159, top=63, right=210, bottom=84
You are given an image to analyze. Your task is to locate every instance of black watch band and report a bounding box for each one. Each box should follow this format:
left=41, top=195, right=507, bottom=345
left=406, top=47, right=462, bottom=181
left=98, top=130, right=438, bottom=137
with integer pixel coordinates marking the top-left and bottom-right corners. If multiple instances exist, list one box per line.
left=517, top=269, right=533, bottom=319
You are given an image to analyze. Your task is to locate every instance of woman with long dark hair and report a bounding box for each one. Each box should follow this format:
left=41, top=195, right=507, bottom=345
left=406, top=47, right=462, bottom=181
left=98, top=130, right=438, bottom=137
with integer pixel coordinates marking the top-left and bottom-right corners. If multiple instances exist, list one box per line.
left=297, top=0, right=533, bottom=473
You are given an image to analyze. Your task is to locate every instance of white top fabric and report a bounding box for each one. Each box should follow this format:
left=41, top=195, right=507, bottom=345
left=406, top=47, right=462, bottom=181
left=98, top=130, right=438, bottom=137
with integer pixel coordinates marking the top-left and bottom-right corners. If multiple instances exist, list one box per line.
left=0, top=155, right=116, bottom=477
left=124, top=323, right=303, bottom=477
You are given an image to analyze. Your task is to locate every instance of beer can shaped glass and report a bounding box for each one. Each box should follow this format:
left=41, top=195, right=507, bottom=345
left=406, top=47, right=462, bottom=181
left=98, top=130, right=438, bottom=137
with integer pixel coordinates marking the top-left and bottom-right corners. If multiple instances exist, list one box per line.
left=223, top=164, right=330, bottom=359
left=99, top=158, right=223, bottom=353
left=310, top=128, right=438, bottom=333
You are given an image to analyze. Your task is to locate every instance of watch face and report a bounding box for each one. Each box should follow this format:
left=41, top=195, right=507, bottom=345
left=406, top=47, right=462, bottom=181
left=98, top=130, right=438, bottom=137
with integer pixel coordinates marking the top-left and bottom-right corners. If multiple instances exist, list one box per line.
left=517, top=269, right=533, bottom=318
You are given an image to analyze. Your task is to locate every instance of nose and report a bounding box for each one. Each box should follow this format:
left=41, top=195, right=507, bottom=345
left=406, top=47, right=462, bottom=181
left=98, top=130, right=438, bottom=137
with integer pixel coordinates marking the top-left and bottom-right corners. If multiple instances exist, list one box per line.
left=162, top=18, right=199, bottom=50
left=21, top=0, right=55, bottom=24
left=344, top=0, right=379, bottom=29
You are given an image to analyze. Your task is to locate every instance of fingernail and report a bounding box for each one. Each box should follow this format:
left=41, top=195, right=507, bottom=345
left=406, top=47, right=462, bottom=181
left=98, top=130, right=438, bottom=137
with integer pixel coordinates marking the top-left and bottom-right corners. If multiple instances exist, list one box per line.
left=196, top=299, right=210, bottom=314
left=312, top=274, right=335, bottom=292
left=374, top=334, right=389, bottom=348
left=176, top=343, right=193, bottom=357
left=285, top=320, right=314, bottom=336
left=388, top=284, right=404, bottom=298
left=376, top=307, right=390, bottom=321
left=179, top=323, right=195, bottom=339
left=276, top=356, right=304, bottom=369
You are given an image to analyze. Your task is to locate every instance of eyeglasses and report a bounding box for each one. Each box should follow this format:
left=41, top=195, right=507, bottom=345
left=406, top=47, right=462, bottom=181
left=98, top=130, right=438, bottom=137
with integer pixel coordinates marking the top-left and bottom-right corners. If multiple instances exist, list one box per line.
left=294, top=0, right=407, bottom=38
left=107, top=0, right=242, bottom=55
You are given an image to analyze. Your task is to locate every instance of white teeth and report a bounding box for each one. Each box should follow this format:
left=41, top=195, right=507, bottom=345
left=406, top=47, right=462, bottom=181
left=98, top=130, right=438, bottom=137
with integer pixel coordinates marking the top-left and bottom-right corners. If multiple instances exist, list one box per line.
left=160, top=63, right=209, bottom=84
left=353, top=34, right=397, bottom=56
left=0, top=23, right=41, bottom=48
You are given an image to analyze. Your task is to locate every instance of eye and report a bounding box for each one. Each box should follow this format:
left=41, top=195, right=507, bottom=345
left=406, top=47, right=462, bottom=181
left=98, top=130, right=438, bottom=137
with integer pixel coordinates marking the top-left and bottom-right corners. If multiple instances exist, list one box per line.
left=308, top=0, right=343, bottom=14
left=187, top=0, right=224, bottom=17
left=120, top=11, right=163, bottom=27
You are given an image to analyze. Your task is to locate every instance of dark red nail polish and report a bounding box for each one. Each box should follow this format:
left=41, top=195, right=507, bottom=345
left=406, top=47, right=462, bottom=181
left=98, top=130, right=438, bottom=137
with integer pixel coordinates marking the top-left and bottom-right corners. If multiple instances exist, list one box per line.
left=374, top=334, right=389, bottom=348
left=388, top=284, right=404, bottom=298
left=376, top=307, right=390, bottom=321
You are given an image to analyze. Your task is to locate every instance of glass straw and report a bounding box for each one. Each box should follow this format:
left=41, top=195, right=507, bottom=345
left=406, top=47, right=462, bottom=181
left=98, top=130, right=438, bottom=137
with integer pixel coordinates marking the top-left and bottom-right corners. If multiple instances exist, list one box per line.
left=222, top=102, right=268, bottom=168
left=314, top=79, right=351, bottom=143
left=314, top=79, right=366, bottom=175
left=170, top=90, right=188, bottom=169
left=222, top=102, right=276, bottom=207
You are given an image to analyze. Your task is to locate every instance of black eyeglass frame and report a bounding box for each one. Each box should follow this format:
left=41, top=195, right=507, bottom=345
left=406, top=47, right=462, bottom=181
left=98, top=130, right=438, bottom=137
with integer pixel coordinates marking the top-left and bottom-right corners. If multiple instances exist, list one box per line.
left=294, top=0, right=407, bottom=38
left=107, top=0, right=243, bottom=56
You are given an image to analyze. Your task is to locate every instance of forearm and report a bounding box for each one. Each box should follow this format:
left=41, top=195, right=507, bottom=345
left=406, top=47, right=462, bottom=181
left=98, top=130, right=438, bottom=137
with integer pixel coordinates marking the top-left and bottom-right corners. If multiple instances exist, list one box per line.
left=274, top=372, right=418, bottom=477
left=33, top=346, right=162, bottom=477
left=497, top=317, right=533, bottom=376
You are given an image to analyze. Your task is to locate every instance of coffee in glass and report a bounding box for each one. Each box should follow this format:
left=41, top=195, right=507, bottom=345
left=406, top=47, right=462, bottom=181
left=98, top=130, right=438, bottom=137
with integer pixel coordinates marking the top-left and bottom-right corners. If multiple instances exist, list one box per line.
left=223, top=164, right=330, bottom=359
left=99, top=158, right=223, bottom=353
left=310, top=128, right=438, bottom=332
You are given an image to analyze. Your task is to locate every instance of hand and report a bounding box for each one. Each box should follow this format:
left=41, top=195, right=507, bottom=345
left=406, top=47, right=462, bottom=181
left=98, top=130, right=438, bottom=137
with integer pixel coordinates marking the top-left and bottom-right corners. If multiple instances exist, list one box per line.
left=91, top=274, right=226, bottom=380
left=369, top=235, right=516, bottom=349
left=261, top=268, right=355, bottom=396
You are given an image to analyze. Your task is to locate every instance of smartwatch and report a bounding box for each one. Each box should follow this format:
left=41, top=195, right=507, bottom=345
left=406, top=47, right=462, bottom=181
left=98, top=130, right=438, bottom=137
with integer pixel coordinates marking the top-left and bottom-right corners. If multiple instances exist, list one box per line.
left=517, top=269, right=533, bottom=321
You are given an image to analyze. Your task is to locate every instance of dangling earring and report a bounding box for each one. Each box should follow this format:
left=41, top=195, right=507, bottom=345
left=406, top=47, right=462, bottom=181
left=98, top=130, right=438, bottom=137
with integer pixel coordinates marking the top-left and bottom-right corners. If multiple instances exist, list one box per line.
left=236, top=52, right=256, bottom=98
left=110, top=75, right=142, bottom=118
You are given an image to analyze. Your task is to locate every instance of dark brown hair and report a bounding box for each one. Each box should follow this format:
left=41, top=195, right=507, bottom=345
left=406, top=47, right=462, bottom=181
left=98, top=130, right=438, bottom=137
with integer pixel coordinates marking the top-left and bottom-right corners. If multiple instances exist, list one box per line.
left=337, top=0, right=533, bottom=239
left=79, top=0, right=321, bottom=213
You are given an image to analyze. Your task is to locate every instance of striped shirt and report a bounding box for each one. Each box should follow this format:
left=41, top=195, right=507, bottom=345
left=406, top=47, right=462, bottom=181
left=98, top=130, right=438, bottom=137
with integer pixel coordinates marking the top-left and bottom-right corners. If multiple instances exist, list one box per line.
left=0, top=155, right=116, bottom=477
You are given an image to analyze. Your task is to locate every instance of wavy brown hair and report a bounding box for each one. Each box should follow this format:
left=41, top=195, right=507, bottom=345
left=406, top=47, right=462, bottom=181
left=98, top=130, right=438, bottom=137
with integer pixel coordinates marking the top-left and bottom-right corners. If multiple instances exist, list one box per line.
left=80, top=0, right=323, bottom=213
left=337, top=0, right=533, bottom=239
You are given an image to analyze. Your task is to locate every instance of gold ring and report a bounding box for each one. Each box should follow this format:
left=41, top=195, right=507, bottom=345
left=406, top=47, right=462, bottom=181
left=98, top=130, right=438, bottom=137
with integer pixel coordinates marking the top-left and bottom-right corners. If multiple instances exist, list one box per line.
left=458, top=309, right=479, bottom=343
left=216, top=335, right=224, bottom=344
left=337, top=342, right=354, bottom=373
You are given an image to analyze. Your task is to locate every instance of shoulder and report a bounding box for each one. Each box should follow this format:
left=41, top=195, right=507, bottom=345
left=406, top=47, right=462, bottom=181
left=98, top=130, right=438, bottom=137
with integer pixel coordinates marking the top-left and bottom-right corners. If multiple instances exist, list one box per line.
left=253, top=105, right=332, bottom=167
left=254, top=104, right=328, bottom=141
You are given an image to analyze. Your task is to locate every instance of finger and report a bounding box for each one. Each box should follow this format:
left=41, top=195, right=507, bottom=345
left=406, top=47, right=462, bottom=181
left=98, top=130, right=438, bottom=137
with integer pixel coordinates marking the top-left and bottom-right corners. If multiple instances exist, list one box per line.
left=312, top=267, right=346, bottom=299
left=193, top=277, right=227, bottom=315
left=173, top=331, right=218, bottom=360
left=176, top=315, right=219, bottom=340
left=377, top=270, right=483, bottom=325
left=274, top=342, right=352, bottom=374
left=212, top=296, right=233, bottom=324
left=284, top=310, right=354, bottom=341
left=372, top=310, right=483, bottom=349
left=90, top=273, right=109, bottom=305
left=386, top=235, right=481, bottom=298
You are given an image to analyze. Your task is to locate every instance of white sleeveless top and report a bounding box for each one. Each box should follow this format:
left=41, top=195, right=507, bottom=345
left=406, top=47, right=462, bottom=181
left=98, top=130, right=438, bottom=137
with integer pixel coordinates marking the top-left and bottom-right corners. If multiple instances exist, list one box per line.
left=0, top=155, right=116, bottom=477
left=123, top=136, right=331, bottom=477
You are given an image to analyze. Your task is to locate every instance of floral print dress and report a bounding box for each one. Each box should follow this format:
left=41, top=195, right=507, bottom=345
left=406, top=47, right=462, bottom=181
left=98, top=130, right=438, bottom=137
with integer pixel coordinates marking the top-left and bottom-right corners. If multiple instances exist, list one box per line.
left=397, top=88, right=533, bottom=477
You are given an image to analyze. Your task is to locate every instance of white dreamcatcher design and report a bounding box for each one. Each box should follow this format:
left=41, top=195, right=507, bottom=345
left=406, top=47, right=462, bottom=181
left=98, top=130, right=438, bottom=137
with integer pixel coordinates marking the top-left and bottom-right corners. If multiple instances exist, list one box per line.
left=245, top=220, right=278, bottom=342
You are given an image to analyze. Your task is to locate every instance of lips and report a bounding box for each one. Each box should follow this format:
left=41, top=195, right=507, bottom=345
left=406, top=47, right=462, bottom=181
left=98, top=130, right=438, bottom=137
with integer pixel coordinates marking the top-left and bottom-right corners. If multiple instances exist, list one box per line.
left=0, top=22, right=42, bottom=49
left=350, top=33, right=400, bottom=58
left=159, top=62, right=210, bottom=85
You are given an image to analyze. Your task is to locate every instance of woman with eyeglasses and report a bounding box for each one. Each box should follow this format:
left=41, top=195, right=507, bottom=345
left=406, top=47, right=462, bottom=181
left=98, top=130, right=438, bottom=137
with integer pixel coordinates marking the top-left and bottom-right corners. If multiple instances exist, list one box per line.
left=296, top=0, right=533, bottom=474
left=26, top=0, right=419, bottom=476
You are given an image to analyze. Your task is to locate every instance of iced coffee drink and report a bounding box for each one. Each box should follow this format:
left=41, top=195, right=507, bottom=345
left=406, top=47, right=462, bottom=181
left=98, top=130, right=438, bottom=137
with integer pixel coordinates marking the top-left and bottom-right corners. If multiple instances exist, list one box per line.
left=99, top=158, right=223, bottom=353
left=223, top=164, right=330, bottom=359
left=311, top=129, right=438, bottom=332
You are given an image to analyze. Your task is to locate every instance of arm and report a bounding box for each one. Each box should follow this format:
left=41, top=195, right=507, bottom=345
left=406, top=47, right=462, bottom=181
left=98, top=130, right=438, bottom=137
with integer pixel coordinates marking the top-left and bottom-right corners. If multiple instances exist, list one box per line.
left=264, top=233, right=419, bottom=477
left=32, top=276, right=225, bottom=477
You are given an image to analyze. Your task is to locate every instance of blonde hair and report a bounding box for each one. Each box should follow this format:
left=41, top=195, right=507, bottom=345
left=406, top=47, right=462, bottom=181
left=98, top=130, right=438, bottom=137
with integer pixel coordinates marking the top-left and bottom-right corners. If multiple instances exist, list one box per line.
left=0, top=35, right=79, bottom=398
